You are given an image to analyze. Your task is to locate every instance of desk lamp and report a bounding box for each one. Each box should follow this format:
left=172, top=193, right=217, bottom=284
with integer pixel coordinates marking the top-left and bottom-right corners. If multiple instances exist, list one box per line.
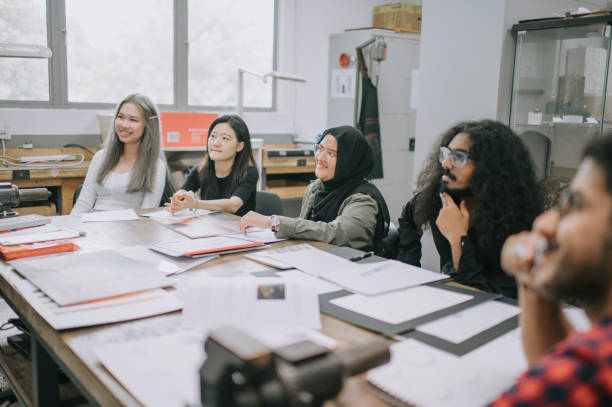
left=236, top=69, right=306, bottom=117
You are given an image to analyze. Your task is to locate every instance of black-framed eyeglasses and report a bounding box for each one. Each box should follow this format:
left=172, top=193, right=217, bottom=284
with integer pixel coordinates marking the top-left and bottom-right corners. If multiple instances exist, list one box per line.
left=439, top=146, right=471, bottom=168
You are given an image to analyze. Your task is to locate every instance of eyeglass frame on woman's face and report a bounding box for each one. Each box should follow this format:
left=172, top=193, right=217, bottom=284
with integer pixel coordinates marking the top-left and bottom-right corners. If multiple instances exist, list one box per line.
left=439, top=146, right=471, bottom=168
left=314, top=143, right=338, bottom=161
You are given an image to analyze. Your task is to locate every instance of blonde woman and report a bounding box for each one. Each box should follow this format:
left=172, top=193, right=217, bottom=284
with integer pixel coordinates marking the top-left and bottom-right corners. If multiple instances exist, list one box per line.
left=71, top=94, right=166, bottom=214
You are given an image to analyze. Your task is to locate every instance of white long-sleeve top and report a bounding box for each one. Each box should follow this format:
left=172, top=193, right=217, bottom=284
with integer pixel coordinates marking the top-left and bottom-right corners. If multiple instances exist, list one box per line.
left=71, top=150, right=166, bottom=215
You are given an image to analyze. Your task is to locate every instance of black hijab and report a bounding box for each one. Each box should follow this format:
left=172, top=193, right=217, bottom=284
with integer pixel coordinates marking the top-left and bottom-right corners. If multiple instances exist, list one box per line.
left=310, top=126, right=390, bottom=253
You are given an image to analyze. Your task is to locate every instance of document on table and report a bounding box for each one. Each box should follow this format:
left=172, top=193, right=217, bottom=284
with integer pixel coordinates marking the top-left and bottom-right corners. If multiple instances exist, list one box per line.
left=275, top=269, right=342, bottom=294
left=258, top=243, right=353, bottom=277
left=81, top=209, right=139, bottom=222
left=416, top=300, right=520, bottom=343
left=321, top=260, right=448, bottom=295
left=225, top=228, right=286, bottom=244
left=367, top=330, right=527, bottom=407
left=12, top=279, right=181, bottom=330
left=244, top=252, right=293, bottom=269
left=0, top=229, right=82, bottom=246
left=11, top=249, right=171, bottom=306
left=94, top=332, right=204, bottom=407
left=179, top=277, right=321, bottom=332
left=115, top=246, right=215, bottom=276
left=330, top=285, right=473, bottom=325
left=141, top=208, right=217, bottom=220
left=150, top=236, right=265, bottom=258
left=93, top=327, right=337, bottom=407
left=162, top=213, right=241, bottom=238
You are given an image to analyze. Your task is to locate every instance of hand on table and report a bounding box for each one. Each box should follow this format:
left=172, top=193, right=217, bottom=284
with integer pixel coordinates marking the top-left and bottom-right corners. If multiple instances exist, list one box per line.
left=165, top=190, right=196, bottom=215
left=239, top=211, right=271, bottom=234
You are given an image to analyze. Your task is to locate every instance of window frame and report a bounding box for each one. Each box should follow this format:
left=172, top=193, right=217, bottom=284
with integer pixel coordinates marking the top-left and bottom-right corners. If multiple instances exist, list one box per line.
left=0, top=0, right=279, bottom=112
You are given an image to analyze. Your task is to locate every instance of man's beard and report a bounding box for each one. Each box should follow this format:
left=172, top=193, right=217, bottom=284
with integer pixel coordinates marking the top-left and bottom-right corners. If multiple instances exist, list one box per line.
left=544, top=235, right=612, bottom=311
left=439, top=169, right=473, bottom=205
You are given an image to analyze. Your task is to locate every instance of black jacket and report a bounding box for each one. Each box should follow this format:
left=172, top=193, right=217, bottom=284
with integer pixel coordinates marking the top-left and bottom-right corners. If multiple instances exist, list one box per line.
left=398, top=199, right=517, bottom=299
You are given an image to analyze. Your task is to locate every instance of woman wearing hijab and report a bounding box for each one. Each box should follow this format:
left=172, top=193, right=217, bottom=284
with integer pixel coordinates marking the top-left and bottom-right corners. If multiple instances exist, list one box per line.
left=240, top=126, right=390, bottom=254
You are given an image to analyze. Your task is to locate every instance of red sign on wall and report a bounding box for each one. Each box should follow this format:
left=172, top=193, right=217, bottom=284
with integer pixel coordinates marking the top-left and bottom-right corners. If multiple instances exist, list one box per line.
left=160, top=112, right=218, bottom=148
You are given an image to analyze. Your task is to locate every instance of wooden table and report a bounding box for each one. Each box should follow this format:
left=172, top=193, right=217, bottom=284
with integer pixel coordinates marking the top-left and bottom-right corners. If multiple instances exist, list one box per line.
left=0, top=148, right=96, bottom=215
left=0, top=214, right=392, bottom=407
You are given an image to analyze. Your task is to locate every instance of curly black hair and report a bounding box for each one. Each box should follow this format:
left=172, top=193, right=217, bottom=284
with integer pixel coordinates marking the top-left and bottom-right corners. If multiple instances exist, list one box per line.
left=412, top=120, right=544, bottom=264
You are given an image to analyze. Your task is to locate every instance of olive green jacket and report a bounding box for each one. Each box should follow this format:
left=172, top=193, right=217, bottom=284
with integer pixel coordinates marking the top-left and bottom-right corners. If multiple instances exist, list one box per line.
left=275, top=179, right=379, bottom=251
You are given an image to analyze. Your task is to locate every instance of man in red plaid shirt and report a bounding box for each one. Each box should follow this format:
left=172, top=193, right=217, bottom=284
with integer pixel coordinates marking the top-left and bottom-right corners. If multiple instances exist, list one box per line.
left=492, top=135, right=612, bottom=407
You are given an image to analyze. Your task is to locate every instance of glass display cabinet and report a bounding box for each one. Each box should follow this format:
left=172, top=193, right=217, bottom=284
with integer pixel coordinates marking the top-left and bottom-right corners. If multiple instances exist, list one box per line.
left=510, top=14, right=612, bottom=189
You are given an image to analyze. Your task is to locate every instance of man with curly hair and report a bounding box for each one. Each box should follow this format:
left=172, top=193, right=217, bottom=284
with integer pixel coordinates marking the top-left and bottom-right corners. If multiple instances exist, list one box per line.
left=398, top=120, right=544, bottom=298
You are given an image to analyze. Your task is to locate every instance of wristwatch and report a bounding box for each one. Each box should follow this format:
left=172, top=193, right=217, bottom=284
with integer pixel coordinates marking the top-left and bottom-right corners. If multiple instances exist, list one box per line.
left=269, top=215, right=280, bottom=233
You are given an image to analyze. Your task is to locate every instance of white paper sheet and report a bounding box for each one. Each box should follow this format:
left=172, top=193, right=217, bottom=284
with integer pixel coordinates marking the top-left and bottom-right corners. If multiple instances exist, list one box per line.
left=244, top=252, right=293, bottom=269
left=417, top=301, right=520, bottom=343
left=330, top=286, right=473, bottom=325
left=162, top=214, right=241, bottom=238
left=367, top=330, right=527, bottom=407
left=0, top=224, right=61, bottom=237
left=114, top=246, right=215, bottom=276
left=0, top=229, right=82, bottom=245
left=11, top=249, right=171, bottom=306
left=321, top=260, right=448, bottom=295
left=225, top=229, right=286, bottom=243
left=81, top=209, right=139, bottom=222
left=260, top=243, right=353, bottom=277
left=1, top=267, right=182, bottom=330
left=94, top=332, right=204, bottom=407
left=150, top=236, right=264, bottom=257
left=250, top=327, right=338, bottom=350
left=141, top=208, right=216, bottom=220
left=276, top=269, right=342, bottom=294
left=179, top=277, right=321, bottom=332
left=93, top=327, right=338, bottom=407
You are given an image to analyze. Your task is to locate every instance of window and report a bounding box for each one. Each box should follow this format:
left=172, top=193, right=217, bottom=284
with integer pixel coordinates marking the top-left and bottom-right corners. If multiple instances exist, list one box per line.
left=188, top=0, right=275, bottom=108
left=0, top=0, right=49, bottom=101
left=65, top=0, right=174, bottom=104
left=0, top=1, right=277, bottom=109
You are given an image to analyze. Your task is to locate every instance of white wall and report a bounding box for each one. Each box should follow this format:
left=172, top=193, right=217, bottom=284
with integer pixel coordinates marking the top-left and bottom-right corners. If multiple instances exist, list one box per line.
left=291, top=0, right=416, bottom=141
left=0, top=0, right=402, bottom=143
left=412, top=0, right=606, bottom=271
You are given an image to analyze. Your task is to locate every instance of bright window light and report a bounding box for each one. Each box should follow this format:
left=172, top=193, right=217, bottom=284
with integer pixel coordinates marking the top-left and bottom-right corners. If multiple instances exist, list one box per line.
left=65, top=0, right=174, bottom=104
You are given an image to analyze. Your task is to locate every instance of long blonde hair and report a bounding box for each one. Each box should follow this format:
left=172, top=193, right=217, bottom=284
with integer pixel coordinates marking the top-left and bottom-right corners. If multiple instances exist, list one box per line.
left=97, top=94, right=162, bottom=193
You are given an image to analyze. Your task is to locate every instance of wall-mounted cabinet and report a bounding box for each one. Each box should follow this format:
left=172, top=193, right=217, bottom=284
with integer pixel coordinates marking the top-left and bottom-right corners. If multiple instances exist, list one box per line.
left=510, top=14, right=612, bottom=183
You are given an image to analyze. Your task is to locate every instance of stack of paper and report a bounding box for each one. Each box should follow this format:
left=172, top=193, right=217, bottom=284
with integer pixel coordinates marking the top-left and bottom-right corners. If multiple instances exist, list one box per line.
left=150, top=236, right=265, bottom=258
left=153, top=212, right=241, bottom=238
left=11, top=249, right=171, bottom=306
left=81, top=209, right=139, bottom=222
left=255, top=244, right=448, bottom=296
left=179, top=277, right=321, bottom=333
left=141, top=208, right=217, bottom=220
left=0, top=263, right=182, bottom=330
left=321, top=260, right=448, bottom=295
left=367, top=331, right=526, bottom=406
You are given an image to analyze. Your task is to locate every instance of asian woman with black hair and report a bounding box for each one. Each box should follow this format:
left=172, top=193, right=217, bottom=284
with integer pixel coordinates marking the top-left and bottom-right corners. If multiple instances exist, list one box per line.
left=166, top=114, right=258, bottom=216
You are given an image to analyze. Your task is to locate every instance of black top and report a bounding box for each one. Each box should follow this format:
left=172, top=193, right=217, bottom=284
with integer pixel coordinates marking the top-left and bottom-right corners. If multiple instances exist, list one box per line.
left=180, top=166, right=258, bottom=216
left=398, top=199, right=517, bottom=299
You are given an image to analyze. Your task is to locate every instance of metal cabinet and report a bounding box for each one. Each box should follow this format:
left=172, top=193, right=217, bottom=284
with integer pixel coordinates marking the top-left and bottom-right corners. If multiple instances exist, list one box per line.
left=510, top=14, right=612, bottom=186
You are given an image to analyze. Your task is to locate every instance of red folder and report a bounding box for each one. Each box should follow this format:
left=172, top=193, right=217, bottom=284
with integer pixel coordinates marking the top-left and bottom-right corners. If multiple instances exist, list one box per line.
left=0, top=240, right=80, bottom=260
